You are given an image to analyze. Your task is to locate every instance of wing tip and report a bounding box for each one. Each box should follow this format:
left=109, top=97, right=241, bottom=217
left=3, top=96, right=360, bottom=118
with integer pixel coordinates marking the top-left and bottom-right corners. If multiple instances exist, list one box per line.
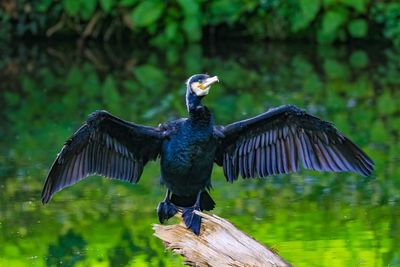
left=41, top=192, right=51, bottom=204
left=359, top=160, right=374, bottom=177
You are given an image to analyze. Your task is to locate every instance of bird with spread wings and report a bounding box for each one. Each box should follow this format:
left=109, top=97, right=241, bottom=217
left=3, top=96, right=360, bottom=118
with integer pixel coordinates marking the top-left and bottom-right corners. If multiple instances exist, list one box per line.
left=42, top=74, right=373, bottom=235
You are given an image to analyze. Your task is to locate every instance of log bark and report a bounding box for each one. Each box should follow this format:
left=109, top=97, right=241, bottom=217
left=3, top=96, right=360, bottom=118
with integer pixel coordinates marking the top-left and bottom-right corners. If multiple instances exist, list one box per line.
left=153, top=211, right=292, bottom=267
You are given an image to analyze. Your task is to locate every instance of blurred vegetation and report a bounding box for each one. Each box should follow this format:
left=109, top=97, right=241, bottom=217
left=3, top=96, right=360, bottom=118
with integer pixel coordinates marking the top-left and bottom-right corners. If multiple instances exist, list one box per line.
left=1, top=2, right=400, bottom=267
left=1, top=0, right=400, bottom=47
left=0, top=41, right=399, bottom=266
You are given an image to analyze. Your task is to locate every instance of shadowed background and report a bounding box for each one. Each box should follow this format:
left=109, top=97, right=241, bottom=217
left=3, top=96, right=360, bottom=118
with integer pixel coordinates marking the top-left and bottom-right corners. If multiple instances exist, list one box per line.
left=1, top=1, right=400, bottom=267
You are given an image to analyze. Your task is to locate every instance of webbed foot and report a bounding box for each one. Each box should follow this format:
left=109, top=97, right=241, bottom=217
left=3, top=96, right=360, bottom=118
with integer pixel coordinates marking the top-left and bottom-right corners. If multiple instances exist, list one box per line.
left=181, top=190, right=204, bottom=235
left=182, top=207, right=201, bottom=235
left=157, top=201, right=178, bottom=223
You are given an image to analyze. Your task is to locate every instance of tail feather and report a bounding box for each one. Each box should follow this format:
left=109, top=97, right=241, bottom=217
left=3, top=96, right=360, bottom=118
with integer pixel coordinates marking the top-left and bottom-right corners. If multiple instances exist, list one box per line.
left=200, top=191, right=215, bottom=211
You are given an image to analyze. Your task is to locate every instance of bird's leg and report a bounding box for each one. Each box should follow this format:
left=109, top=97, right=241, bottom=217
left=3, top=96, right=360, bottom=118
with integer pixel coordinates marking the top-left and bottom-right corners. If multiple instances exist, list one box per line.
left=182, top=190, right=202, bottom=235
left=157, top=189, right=178, bottom=223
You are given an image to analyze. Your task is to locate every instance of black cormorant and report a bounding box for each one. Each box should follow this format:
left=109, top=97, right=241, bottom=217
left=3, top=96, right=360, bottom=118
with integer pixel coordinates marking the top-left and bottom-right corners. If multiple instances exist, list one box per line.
left=42, top=74, right=374, bottom=235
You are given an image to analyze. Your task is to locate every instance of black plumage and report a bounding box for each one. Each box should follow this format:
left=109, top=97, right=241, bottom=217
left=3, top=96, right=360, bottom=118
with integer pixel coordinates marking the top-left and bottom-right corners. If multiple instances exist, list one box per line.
left=42, top=74, right=374, bottom=235
left=41, top=111, right=162, bottom=203
left=215, top=105, right=373, bottom=182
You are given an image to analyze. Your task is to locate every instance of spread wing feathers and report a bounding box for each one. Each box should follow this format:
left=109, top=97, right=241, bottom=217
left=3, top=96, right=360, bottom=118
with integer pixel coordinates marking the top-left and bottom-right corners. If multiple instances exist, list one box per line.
left=41, top=110, right=164, bottom=203
left=215, top=105, right=374, bottom=182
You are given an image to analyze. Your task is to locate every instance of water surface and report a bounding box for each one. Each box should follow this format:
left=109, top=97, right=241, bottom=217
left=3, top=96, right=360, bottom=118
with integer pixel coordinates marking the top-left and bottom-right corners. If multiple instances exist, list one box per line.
left=0, top=41, right=399, bottom=266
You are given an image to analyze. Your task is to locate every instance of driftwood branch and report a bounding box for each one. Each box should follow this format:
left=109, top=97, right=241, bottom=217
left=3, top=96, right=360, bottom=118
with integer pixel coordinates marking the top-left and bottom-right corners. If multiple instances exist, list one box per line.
left=153, top=211, right=292, bottom=267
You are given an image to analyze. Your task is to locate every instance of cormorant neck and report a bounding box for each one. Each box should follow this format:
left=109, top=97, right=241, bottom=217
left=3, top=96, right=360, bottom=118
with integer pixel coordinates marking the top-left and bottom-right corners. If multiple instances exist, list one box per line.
left=186, top=92, right=211, bottom=123
left=186, top=91, right=203, bottom=113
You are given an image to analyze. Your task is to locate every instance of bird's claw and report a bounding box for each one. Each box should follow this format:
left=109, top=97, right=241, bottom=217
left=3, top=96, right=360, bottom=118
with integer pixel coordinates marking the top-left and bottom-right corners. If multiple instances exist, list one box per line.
left=157, top=201, right=178, bottom=223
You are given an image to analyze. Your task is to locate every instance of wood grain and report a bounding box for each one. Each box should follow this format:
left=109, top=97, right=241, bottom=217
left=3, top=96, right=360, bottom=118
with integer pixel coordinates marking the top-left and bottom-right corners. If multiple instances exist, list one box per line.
left=153, top=211, right=292, bottom=267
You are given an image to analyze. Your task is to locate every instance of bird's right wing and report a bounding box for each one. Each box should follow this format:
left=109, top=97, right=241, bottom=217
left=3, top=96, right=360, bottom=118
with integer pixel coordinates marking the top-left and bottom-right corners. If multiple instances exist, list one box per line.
left=41, top=110, right=164, bottom=203
left=214, top=105, right=374, bottom=182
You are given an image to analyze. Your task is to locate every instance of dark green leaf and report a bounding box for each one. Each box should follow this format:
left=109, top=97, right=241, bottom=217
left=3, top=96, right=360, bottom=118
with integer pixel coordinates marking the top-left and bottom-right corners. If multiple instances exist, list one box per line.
left=100, top=0, right=114, bottom=13
left=131, top=0, right=164, bottom=27
left=118, top=0, right=137, bottom=7
left=80, top=0, right=97, bottom=20
left=165, top=21, right=178, bottom=40
left=342, top=0, right=366, bottom=13
left=209, top=0, right=242, bottom=24
left=348, top=19, right=368, bottom=38
left=292, top=0, right=320, bottom=32
left=318, top=8, right=348, bottom=43
left=177, top=0, right=200, bottom=15
left=63, top=0, right=80, bottom=16
left=183, top=17, right=201, bottom=42
left=37, top=0, right=53, bottom=12
left=350, top=50, right=369, bottom=68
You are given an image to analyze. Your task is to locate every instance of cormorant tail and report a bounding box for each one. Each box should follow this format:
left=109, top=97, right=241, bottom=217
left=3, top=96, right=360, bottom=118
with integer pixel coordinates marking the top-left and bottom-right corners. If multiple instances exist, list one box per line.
left=170, top=191, right=215, bottom=211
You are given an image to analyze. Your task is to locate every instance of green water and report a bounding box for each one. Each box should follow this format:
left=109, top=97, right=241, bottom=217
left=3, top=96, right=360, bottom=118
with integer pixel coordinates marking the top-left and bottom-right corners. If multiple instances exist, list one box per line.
left=0, top=42, right=399, bottom=267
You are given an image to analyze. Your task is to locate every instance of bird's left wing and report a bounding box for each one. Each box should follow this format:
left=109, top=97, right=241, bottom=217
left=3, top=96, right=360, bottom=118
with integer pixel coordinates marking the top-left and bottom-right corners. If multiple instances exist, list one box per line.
left=214, top=105, right=373, bottom=182
left=41, top=110, right=164, bottom=203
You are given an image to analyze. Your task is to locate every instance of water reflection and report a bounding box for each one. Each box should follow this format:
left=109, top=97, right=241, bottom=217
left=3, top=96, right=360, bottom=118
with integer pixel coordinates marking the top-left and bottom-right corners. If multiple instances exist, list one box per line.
left=0, top=41, right=399, bottom=267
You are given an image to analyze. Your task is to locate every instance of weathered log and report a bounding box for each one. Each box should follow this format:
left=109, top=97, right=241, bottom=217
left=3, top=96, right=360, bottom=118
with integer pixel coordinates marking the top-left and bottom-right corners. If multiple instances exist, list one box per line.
left=153, top=211, right=292, bottom=267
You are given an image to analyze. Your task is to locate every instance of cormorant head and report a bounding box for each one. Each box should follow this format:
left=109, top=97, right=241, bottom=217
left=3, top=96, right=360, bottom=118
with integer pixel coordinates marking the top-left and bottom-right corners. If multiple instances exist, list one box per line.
left=186, top=74, right=219, bottom=111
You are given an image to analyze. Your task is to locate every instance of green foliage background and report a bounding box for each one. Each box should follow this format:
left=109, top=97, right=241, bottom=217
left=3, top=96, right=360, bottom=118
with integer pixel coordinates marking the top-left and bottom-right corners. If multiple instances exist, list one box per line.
left=1, top=1, right=400, bottom=266
left=1, top=0, right=400, bottom=46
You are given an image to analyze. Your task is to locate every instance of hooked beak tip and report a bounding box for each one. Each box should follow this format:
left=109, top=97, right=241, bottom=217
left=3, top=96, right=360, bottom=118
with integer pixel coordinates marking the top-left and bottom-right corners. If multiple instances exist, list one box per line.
left=203, top=76, right=219, bottom=88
